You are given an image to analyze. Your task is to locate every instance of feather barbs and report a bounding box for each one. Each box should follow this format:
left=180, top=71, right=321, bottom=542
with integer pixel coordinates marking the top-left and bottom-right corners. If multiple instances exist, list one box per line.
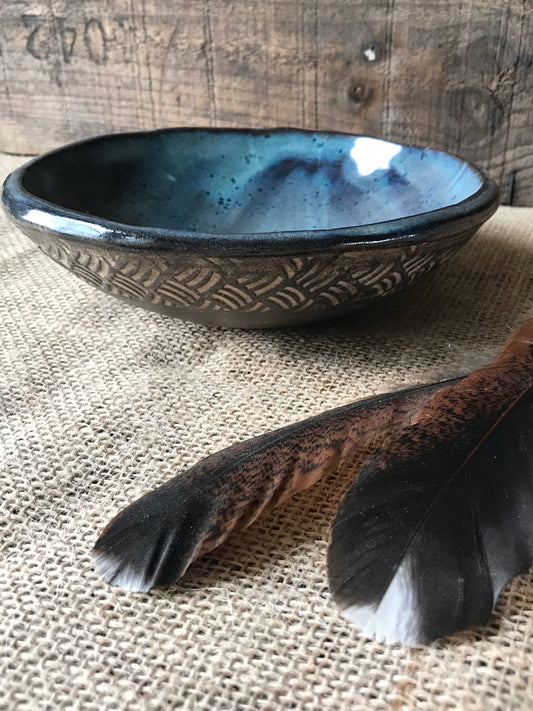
left=93, top=318, right=533, bottom=645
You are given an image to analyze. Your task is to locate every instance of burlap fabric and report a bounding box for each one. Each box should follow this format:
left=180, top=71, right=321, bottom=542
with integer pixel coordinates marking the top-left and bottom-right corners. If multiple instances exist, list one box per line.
left=2, top=151, right=533, bottom=711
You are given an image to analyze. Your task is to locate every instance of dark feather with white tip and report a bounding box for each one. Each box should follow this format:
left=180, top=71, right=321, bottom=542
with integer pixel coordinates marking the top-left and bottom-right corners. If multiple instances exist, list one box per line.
left=94, top=316, right=533, bottom=646
left=93, top=380, right=456, bottom=592
left=328, top=318, right=533, bottom=644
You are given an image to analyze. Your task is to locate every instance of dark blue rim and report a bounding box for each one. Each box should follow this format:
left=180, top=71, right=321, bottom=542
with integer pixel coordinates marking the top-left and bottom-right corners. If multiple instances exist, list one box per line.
left=1, top=127, right=500, bottom=257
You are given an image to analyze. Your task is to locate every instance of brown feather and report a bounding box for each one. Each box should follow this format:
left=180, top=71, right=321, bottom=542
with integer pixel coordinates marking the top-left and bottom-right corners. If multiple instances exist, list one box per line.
left=328, top=317, right=533, bottom=644
left=94, top=318, right=533, bottom=596
left=93, top=379, right=458, bottom=591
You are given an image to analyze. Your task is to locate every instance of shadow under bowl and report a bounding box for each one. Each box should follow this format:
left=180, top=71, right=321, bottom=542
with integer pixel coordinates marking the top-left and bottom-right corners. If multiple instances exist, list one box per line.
left=1, top=128, right=499, bottom=328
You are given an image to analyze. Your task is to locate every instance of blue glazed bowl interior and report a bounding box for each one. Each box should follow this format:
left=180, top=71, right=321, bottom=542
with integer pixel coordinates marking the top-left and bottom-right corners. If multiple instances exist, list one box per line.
left=20, top=130, right=483, bottom=235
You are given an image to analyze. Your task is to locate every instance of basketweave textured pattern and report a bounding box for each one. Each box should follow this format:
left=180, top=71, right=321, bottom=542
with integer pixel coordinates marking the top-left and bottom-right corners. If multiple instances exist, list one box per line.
left=29, top=228, right=468, bottom=326
left=2, top=152, right=533, bottom=711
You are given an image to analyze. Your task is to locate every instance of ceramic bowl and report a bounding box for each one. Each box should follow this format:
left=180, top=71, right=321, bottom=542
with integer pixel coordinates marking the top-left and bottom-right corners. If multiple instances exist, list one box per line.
left=2, top=128, right=499, bottom=328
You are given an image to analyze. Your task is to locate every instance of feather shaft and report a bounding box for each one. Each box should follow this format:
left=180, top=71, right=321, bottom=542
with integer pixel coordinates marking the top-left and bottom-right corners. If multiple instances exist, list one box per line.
left=93, top=379, right=458, bottom=592
left=328, top=317, right=533, bottom=644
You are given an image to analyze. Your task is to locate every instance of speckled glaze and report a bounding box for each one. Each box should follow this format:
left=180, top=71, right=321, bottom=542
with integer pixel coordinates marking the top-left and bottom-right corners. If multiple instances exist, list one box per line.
left=1, top=128, right=499, bottom=328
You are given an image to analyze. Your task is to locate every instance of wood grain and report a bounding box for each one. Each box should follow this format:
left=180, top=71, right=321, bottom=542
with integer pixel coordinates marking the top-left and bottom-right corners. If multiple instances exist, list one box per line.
left=0, top=0, right=532, bottom=204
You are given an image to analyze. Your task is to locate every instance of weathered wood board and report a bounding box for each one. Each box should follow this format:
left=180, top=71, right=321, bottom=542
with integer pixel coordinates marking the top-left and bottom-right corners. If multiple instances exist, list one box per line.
left=0, top=1, right=532, bottom=204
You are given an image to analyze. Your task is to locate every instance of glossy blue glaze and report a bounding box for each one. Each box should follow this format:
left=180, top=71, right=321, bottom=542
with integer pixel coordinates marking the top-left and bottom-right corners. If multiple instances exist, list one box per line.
left=1, top=129, right=499, bottom=327
left=19, top=130, right=483, bottom=235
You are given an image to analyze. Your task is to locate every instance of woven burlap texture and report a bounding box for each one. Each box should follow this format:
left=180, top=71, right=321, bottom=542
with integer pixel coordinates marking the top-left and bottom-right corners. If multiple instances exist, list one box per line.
left=2, top=152, right=533, bottom=711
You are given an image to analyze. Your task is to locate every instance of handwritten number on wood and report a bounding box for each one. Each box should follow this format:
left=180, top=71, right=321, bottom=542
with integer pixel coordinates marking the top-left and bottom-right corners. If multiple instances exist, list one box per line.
left=23, top=15, right=50, bottom=61
left=56, top=18, right=77, bottom=63
left=22, top=15, right=107, bottom=65
left=84, top=19, right=107, bottom=65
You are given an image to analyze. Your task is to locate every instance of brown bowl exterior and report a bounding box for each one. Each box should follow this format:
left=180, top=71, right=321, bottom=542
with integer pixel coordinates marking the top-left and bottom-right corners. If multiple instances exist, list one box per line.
left=19, top=223, right=477, bottom=328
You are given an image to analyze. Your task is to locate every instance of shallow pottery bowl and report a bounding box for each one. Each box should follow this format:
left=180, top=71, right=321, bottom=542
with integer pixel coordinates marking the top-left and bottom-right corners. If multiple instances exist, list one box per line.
left=2, top=128, right=499, bottom=328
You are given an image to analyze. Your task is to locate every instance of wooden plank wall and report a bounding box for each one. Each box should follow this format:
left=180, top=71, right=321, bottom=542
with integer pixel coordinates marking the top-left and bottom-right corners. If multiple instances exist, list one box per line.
left=0, top=0, right=532, bottom=204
